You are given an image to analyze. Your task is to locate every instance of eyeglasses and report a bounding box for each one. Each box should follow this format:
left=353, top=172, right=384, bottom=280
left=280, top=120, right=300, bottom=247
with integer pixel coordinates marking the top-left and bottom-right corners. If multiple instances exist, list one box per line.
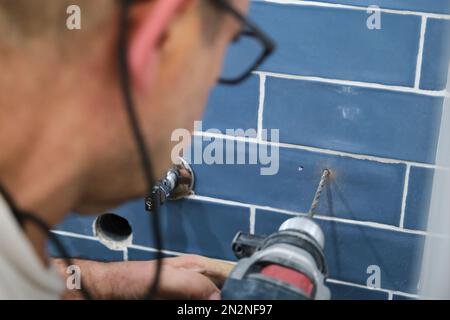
left=213, top=0, right=275, bottom=85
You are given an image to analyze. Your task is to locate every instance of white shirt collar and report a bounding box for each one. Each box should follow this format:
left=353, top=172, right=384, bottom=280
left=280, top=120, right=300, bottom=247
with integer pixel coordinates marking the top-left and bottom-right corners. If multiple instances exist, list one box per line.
left=0, top=193, right=65, bottom=299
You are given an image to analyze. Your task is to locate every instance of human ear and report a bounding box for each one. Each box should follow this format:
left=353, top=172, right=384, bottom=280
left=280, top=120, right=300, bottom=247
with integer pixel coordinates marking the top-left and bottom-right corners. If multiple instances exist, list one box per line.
left=128, top=0, right=190, bottom=91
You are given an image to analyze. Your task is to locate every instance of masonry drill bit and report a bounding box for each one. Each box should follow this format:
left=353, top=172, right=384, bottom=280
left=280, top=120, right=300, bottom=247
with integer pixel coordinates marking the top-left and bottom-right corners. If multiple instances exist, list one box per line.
left=308, top=169, right=331, bottom=218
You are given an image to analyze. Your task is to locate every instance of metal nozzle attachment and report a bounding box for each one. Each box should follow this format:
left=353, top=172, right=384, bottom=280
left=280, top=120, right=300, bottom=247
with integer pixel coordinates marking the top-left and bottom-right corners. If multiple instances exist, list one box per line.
left=145, top=158, right=194, bottom=212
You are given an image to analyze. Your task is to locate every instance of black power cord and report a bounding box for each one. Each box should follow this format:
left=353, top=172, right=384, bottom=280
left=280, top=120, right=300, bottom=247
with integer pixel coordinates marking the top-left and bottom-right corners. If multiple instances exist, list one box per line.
left=117, top=0, right=164, bottom=300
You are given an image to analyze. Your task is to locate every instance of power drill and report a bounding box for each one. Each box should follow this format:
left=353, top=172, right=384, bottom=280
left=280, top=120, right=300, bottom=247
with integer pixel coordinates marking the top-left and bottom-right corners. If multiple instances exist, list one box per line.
left=221, top=216, right=330, bottom=300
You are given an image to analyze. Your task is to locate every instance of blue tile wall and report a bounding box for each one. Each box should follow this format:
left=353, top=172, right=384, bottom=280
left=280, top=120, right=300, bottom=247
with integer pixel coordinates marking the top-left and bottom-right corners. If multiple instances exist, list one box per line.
left=243, top=2, right=422, bottom=86
left=263, top=78, right=443, bottom=163
left=421, top=19, right=450, bottom=90
left=191, top=138, right=405, bottom=226
left=203, top=75, right=259, bottom=136
left=55, top=0, right=449, bottom=300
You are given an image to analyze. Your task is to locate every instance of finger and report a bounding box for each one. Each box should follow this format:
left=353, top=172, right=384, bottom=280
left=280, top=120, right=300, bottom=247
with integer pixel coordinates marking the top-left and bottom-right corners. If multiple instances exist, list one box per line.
left=197, top=259, right=234, bottom=288
left=156, top=265, right=220, bottom=300
left=164, top=255, right=234, bottom=287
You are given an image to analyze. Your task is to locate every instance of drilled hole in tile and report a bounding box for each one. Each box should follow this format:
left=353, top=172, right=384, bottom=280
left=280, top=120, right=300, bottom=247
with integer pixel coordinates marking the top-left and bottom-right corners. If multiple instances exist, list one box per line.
left=93, top=213, right=132, bottom=251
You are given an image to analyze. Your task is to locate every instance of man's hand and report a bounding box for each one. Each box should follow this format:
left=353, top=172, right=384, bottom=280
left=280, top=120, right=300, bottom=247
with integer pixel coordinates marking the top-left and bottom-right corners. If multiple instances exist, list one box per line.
left=54, top=255, right=234, bottom=300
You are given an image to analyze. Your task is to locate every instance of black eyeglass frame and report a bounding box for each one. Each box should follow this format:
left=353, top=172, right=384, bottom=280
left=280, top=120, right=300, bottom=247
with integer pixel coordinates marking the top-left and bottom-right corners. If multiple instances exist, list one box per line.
left=212, top=0, right=275, bottom=84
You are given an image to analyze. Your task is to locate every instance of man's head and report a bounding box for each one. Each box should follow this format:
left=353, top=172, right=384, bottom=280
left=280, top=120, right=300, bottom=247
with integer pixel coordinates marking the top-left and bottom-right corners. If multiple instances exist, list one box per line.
left=0, top=0, right=249, bottom=218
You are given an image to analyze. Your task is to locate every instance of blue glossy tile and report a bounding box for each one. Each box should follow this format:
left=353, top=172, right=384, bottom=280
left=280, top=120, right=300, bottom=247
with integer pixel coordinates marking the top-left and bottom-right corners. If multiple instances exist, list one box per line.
left=191, top=138, right=405, bottom=226
left=48, top=235, right=123, bottom=262
left=392, top=294, right=417, bottom=300
left=127, top=248, right=174, bottom=261
left=255, top=209, right=425, bottom=293
left=237, top=2, right=421, bottom=86
left=295, top=0, right=450, bottom=14
left=420, top=19, right=450, bottom=90
left=55, top=213, right=96, bottom=236
left=327, top=282, right=389, bottom=300
left=264, top=78, right=443, bottom=163
left=114, top=198, right=250, bottom=261
left=404, top=167, right=434, bottom=231
left=202, top=75, right=259, bottom=136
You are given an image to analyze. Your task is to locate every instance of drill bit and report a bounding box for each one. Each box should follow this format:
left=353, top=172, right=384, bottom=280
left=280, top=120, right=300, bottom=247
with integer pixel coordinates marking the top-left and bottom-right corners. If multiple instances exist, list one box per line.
left=308, top=169, right=331, bottom=218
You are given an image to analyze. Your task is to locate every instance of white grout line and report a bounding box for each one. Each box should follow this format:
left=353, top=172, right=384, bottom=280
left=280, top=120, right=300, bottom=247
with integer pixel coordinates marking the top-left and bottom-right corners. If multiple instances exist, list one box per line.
left=257, top=74, right=266, bottom=142
left=187, top=194, right=428, bottom=236
left=127, top=244, right=184, bottom=258
left=326, top=278, right=419, bottom=299
left=195, top=131, right=257, bottom=143
left=49, top=230, right=190, bottom=257
left=249, top=206, right=256, bottom=234
left=390, top=291, right=420, bottom=299
left=123, top=248, right=128, bottom=261
left=254, top=71, right=450, bottom=98
left=399, top=164, right=411, bottom=228
left=52, top=230, right=97, bottom=241
left=414, top=17, right=428, bottom=89
left=258, top=0, right=450, bottom=20
left=193, top=130, right=448, bottom=170
left=326, top=278, right=384, bottom=291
